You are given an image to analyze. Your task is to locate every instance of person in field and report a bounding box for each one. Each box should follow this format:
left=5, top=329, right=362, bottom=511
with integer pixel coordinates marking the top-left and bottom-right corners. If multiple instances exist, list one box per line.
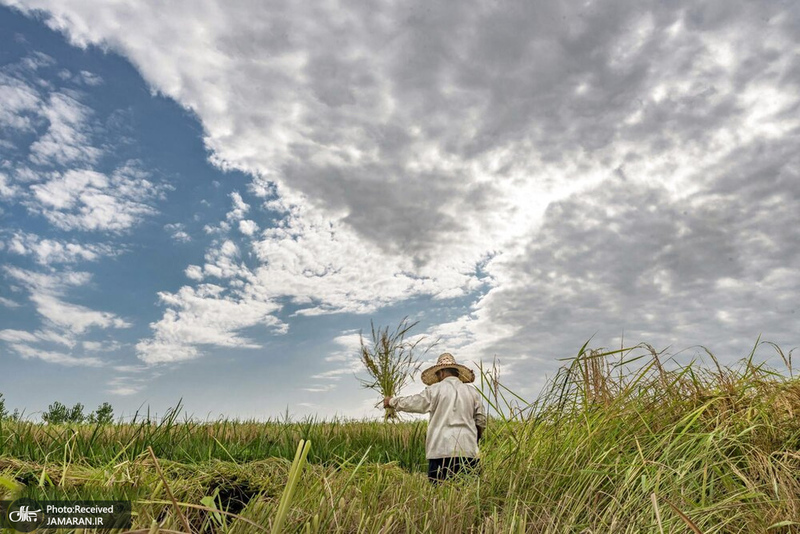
left=384, top=353, right=487, bottom=483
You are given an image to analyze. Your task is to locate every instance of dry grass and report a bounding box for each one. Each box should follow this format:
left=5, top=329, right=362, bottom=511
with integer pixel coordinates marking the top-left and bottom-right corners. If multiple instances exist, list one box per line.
left=1, top=340, right=799, bottom=532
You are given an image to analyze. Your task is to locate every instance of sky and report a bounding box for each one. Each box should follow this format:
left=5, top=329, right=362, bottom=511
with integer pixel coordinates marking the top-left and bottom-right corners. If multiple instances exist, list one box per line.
left=0, top=0, right=798, bottom=421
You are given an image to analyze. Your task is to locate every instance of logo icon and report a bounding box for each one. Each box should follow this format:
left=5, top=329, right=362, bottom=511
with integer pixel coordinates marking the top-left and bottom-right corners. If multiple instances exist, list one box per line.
left=5, top=499, right=45, bottom=532
left=9, top=505, right=41, bottom=522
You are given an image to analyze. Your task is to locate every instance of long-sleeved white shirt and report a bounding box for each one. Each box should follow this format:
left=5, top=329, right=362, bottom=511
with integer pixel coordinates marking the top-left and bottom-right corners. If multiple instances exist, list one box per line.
left=389, top=376, right=487, bottom=459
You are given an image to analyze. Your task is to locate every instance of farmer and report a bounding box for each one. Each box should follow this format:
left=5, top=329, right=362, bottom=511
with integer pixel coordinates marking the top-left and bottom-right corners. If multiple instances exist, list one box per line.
left=384, top=353, right=487, bottom=483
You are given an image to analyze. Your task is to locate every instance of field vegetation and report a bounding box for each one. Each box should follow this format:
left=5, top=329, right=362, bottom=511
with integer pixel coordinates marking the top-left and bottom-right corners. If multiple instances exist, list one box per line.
left=1, top=341, right=799, bottom=533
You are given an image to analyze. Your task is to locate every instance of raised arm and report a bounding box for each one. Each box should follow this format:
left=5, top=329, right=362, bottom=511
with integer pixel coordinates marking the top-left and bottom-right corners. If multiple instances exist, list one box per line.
left=386, top=388, right=433, bottom=414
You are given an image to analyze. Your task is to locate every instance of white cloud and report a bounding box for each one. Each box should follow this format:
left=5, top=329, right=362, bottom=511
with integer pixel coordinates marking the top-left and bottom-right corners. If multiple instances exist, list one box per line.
left=105, top=375, right=147, bottom=396
left=311, top=331, right=363, bottom=380
left=226, top=191, right=249, bottom=221
left=9, top=0, right=798, bottom=381
left=246, top=200, right=485, bottom=315
left=185, top=265, right=203, bottom=280
left=30, top=293, right=131, bottom=334
left=198, top=239, right=243, bottom=280
left=29, top=91, right=101, bottom=166
left=2, top=231, right=117, bottom=264
left=5, top=265, right=91, bottom=292
left=107, top=385, right=140, bottom=396
left=303, top=384, right=337, bottom=393
left=112, top=365, right=148, bottom=373
left=53, top=68, right=102, bottom=87
left=134, top=339, right=199, bottom=364
left=165, top=223, right=191, bottom=242
left=0, top=330, right=39, bottom=343
left=11, top=343, right=104, bottom=367
left=0, top=172, right=21, bottom=199
left=0, top=268, right=127, bottom=371
left=5, top=267, right=131, bottom=335
left=218, top=240, right=238, bottom=257
left=78, top=70, right=103, bottom=86
left=238, top=219, right=258, bottom=236
left=136, top=284, right=284, bottom=364
left=0, top=55, right=169, bottom=235
left=0, top=72, right=40, bottom=132
left=27, top=165, right=167, bottom=232
left=431, top=167, right=800, bottom=392
left=0, top=328, right=75, bottom=347
left=0, top=296, right=21, bottom=308
left=34, top=329, right=76, bottom=347
left=0, top=52, right=170, bottom=380
left=31, top=169, right=108, bottom=209
left=136, top=197, right=485, bottom=360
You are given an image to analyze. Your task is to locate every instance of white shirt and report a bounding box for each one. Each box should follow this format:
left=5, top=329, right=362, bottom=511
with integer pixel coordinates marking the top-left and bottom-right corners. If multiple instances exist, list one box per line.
left=390, top=376, right=487, bottom=459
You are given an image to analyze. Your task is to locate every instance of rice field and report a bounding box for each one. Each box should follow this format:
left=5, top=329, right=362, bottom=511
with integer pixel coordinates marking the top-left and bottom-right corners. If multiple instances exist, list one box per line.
left=2, top=342, right=799, bottom=533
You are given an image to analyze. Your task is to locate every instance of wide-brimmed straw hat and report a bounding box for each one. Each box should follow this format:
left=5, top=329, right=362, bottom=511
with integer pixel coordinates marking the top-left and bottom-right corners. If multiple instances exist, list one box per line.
left=421, top=353, right=475, bottom=385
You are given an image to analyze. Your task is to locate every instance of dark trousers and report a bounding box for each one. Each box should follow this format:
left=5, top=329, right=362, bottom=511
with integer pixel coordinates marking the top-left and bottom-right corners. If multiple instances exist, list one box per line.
left=427, top=457, right=480, bottom=482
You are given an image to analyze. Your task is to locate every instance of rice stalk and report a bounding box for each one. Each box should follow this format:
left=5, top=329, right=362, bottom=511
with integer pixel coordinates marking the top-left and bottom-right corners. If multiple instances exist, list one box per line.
left=357, top=317, right=434, bottom=421
left=2, top=339, right=799, bottom=532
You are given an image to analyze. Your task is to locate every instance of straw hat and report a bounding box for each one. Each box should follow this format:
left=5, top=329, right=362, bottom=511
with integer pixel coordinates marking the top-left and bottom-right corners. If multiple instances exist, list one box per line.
left=421, top=353, right=475, bottom=385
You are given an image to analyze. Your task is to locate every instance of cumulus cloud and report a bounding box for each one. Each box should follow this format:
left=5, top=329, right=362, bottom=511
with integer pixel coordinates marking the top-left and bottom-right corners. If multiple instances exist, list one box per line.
left=33, top=290, right=131, bottom=334
left=0, top=48, right=172, bottom=386
left=7, top=0, right=798, bottom=378
left=432, top=154, right=800, bottom=392
left=5, top=265, right=91, bottom=292
left=0, top=72, right=40, bottom=133
left=134, top=195, right=479, bottom=364
left=238, top=219, right=257, bottom=236
left=243, top=198, right=486, bottom=316
left=28, top=91, right=101, bottom=166
left=135, top=284, right=284, bottom=364
left=3, top=0, right=541, bottom=267
left=165, top=223, right=191, bottom=243
left=185, top=264, right=203, bottom=280
left=0, top=173, right=21, bottom=199
left=226, top=191, right=249, bottom=221
left=0, top=54, right=170, bottom=235
left=26, top=165, right=167, bottom=232
left=2, top=231, right=117, bottom=264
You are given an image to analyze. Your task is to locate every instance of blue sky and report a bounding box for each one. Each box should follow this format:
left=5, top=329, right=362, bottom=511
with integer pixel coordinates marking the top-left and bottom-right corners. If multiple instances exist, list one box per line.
left=1, top=1, right=799, bottom=421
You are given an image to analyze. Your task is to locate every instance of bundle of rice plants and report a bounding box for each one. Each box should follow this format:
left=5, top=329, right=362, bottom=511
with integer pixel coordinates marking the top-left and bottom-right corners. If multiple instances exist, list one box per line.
left=358, top=317, right=433, bottom=421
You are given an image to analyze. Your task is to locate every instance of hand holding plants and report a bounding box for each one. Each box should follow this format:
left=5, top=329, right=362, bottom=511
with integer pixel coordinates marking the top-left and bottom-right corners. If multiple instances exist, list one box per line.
left=357, top=317, right=435, bottom=421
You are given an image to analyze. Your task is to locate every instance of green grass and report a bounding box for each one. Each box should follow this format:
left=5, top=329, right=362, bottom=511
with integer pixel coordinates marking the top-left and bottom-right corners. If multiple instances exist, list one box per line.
left=1, top=341, right=799, bottom=533
left=0, top=413, right=428, bottom=471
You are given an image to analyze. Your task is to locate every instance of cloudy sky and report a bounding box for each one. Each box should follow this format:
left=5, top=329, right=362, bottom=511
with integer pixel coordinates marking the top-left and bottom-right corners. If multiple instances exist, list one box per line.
left=1, top=0, right=798, bottom=420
